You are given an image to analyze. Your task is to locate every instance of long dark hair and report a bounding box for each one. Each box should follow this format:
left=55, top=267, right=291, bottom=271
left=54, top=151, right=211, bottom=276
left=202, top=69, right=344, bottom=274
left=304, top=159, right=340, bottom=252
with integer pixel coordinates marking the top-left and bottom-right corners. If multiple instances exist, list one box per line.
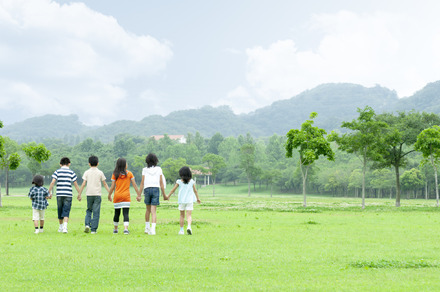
left=179, top=166, right=192, bottom=184
left=145, top=153, right=158, bottom=168
left=113, top=158, right=127, bottom=181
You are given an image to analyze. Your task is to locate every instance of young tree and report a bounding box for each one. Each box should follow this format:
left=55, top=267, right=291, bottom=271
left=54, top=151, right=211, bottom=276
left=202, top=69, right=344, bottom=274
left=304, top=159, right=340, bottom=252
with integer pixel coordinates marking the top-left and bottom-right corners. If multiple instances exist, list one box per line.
left=285, top=112, right=334, bottom=207
left=22, top=142, right=51, bottom=175
left=240, top=143, right=256, bottom=197
left=202, top=153, right=226, bottom=196
left=414, top=125, right=440, bottom=206
left=375, top=111, right=440, bottom=207
left=0, top=137, right=21, bottom=196
left=329, top=106, right=388, bottom=209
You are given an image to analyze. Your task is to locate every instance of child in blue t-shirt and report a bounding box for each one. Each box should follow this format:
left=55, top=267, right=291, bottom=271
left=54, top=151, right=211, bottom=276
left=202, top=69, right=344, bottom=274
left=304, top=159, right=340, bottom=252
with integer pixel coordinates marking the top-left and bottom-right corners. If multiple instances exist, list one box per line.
left=28, top=175, right=50, bottom=234
left=166, top=166, right=201, bottom=235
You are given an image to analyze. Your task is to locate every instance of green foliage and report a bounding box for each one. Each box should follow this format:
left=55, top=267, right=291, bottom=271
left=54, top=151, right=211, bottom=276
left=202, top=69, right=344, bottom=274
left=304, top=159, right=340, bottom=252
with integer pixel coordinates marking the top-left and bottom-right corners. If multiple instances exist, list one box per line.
left=22, top=142, right=51, bottom=175
left=329, top=106, right=388, bottom=207
left=351, top=259, right=437, bottom=269
left=285, top=112, right=335, bottom=206
left=375, top=111, right=440, bottom=206
left=161, top=157, right=187, bottom=183
left=202, top=153, right=226, bottom=179
left=415, top=125, right=440, bottom=165
left=401, top=168, right=425, bottom=190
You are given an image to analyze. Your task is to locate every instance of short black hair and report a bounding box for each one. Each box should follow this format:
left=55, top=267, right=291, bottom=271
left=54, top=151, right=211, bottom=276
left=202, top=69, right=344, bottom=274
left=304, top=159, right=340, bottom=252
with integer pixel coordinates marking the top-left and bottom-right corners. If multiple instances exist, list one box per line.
left=60, top=157, right=70, bottom=166
left=89, top=155, right=99, bottom=167
left=145, top=153, right=158, bottom=168
left=32, top=175, right=44, bottom=187
left=179, top=166, right=192, bottom=184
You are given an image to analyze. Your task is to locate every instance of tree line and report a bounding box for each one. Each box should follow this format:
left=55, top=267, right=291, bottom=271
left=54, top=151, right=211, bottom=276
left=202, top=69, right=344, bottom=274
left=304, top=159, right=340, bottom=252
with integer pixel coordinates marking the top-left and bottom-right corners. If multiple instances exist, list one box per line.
left=1, top=106, right=440, bottom=208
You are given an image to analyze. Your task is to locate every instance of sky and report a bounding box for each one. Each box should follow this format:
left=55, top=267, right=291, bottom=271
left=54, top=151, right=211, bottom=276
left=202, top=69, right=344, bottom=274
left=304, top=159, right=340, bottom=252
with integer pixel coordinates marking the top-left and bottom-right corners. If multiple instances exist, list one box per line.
left=1, top=0, right=440, bottom=126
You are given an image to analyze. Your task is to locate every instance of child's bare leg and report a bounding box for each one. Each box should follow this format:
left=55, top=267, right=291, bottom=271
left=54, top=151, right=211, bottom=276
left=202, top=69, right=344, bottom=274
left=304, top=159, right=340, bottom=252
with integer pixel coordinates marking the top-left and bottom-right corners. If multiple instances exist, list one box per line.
left=180, top=211, right=185, bottom=228
left=40, top=220, right=44, bottom=228
left=33, top=220, right=39, bottom=228
left=145, top=205, right=151, bottom=222
left=150, top=205, right=157, bottom=223
left=187, top=210, right=192, bottom=227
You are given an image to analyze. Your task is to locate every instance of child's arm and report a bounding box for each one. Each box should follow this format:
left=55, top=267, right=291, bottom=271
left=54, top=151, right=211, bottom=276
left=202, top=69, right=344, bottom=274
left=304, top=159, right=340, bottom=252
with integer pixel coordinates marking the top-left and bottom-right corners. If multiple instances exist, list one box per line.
left=160, top=175, right=167, bottom=200
left=73, top=181, right=81, bottom=201
left=48, top=178, right=56, bottom=199
left=167, top=184, right=179, bottom=200
left=102, top=180, right=110, bottom=193
left=136, top=175, right=145, bottom=201
left=108, top=181, right=115, bottom=202
left=131, top=178, right=140, bottom=199
left=193, top=184, right=201, bottom=204
left=78, top=180, right=86, bottom=201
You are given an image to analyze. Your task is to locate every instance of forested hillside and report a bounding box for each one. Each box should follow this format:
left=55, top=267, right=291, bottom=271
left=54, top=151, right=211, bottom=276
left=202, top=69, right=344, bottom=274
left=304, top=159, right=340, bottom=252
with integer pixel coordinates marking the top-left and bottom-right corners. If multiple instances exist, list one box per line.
left=2, top=81, right=440, bottom=143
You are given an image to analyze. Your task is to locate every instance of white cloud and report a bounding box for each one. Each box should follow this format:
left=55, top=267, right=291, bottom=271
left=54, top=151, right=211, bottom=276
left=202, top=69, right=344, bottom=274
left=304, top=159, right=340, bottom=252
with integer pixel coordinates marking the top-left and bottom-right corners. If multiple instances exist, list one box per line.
left=0, top=0, right=172, bottom=125
left=213, top=86, right=258, bottom=114
left=233, top=9, right=440, bottom=113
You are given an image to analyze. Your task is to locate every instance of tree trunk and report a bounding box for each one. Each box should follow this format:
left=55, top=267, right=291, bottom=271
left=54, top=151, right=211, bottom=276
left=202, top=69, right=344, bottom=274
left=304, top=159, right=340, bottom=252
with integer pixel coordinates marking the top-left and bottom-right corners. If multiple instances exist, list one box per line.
left=212, top=177, right=216, bottom=197
left=6, top=167, right=9, bottom=196
left=425, top=181, right=428, bottom=200
left=362, top=154, right=366, bottom=209
left=270, top=184, right=273, bottom=198
left=301, top=164, right=309, bottom=208
left=247, top=177, right=251, bottom=197
left=434, top=164, right=439, bottom=207
left=394, top=165, right=401, bottom=207
left=0, top=182, right=2, bottom=207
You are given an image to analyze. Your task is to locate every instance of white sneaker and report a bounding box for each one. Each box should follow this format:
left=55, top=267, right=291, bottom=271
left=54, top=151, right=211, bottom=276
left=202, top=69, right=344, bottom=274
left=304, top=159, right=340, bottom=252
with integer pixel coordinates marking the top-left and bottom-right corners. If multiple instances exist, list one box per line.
left=150, top=228, right=156, bottom=235
left=34, top=229, right=39, bottom=234
left=84, top=226, right=90, bottom=233
left=91, top=231, right=97, bottom=234
left=178, top=230, right=184, bottom=235
left=39, top=229, right=44, bottom=233
left=58, top=225, right=63, bottom=232
left=144, top=227, right=150, bottom=234
left=63, top=226, right=68, bottom=233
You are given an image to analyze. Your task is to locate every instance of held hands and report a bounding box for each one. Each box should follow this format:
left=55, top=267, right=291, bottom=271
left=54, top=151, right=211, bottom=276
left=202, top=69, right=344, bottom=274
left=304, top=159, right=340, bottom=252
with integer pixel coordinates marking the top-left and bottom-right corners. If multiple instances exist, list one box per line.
left=108, top=195, right=112, bottom=202
left=77, top=195, right=82, bottom=202
left=136, top=195, right=141, bottom=202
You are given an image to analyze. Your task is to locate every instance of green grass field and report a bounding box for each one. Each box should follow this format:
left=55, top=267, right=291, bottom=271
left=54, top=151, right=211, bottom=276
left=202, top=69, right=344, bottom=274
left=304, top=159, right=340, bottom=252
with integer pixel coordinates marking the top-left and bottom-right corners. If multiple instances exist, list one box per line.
left=1, top=184, right=440, bottom=291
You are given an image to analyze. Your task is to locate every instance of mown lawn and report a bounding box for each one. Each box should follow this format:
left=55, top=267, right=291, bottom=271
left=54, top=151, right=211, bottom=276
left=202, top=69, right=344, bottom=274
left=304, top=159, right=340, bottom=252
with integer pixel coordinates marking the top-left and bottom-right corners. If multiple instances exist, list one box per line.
left=1, top=185, right=440, bottom=291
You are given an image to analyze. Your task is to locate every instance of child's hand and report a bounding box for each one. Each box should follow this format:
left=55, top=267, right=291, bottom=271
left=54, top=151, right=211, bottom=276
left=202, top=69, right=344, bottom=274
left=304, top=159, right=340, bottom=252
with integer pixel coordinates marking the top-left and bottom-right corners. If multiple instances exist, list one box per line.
left=108, top=195, right=112, bottom=202
left=77, top=195, right=82, bottom=202
left=197, top=199, right=201, bottom=204
left=48, top=195, right=52, bottom=199
left=136, top=195, right=141, bottom=202
left=164, top=195, right=169, bottom=201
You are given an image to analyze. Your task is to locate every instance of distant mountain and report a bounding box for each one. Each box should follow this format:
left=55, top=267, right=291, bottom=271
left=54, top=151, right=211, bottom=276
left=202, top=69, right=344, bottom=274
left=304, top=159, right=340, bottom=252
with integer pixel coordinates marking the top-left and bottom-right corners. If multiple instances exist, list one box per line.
left=395, top=81, right=440, bottom=113
left=2, top=82, right=440, bottom=143
left=0, top=114, right=90, bottom=143
left=244, top=83, right=399, bottom=135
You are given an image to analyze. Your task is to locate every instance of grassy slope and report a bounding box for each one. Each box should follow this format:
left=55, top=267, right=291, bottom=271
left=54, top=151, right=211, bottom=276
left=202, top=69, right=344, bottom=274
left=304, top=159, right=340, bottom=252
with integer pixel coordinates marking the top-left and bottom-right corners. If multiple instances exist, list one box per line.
left=1, top=185, right=440, bottom=291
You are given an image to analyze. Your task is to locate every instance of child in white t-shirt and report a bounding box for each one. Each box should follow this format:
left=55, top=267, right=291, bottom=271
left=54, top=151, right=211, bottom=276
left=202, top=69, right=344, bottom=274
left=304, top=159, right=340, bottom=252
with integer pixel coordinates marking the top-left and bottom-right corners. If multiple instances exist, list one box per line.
left=136, top=153, right=167, bottom=235
left=166, top=166, right=201, bottom=235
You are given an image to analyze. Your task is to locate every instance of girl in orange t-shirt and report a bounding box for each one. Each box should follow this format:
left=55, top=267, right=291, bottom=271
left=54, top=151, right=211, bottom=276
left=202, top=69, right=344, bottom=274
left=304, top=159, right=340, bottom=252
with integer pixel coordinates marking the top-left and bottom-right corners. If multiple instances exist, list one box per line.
left=108, top=158, right=140, bottom=235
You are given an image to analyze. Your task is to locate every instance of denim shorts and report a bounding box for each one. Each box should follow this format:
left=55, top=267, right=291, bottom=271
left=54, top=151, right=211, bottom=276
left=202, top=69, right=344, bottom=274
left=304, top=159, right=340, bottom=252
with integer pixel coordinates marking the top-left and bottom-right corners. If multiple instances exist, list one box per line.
left=144, top=187, right=160, bottom=206
left=57, top=196, right=72, bottom=219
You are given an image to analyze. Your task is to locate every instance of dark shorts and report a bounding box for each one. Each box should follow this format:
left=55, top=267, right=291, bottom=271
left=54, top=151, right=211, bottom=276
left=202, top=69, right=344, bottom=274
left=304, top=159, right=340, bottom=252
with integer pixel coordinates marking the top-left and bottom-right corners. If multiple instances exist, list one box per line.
left=57, top=196, right=72, bottom=219
left=144, top=187, right=160, bottom=206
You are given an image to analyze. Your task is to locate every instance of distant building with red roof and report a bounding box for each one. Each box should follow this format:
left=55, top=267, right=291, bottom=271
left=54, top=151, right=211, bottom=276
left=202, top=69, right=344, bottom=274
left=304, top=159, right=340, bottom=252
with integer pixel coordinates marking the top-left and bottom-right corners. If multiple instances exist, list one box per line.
left=151, top=135, right=186, bottom=144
